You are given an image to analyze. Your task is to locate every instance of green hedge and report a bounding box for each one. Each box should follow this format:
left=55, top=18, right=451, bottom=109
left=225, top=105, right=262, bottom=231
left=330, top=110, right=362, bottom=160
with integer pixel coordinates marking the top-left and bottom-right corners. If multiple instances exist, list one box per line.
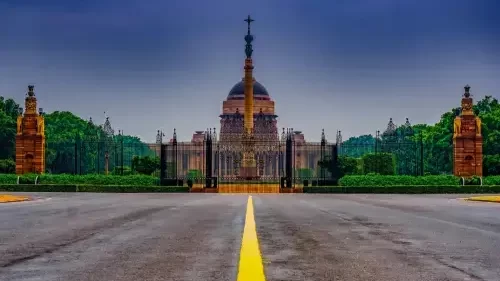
left=0, top=174, right=20, bottom=184
left=361, top=153, right=396, bottom=175
left=339, top=175, right=459, bottom=186
left=304, top=185, right=500, bottom=194
left=0, top=184, right=78, bottom=192
left=483, top=176, right=500, bottom=186
left=76, top=185, right=188, bottom=193
left=0, top=184, right=189, bottom=193
left=0, top=174, right=159, bottom=186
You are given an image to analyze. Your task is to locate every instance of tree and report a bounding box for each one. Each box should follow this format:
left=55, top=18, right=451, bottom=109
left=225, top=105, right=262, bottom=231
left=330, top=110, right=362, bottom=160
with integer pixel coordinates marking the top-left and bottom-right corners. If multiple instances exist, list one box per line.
left=0, top=97, right=21, bottom=160
left=317, top=155, right=360, bottom=178
left=131, top=155, right=159, bottom=175
left=361, top=153, right=396, bottom=175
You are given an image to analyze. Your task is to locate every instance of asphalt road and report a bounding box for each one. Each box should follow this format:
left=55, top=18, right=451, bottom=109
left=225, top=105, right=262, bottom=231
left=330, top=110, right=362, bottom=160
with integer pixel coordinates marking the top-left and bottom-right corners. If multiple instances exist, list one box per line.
left=0, top=193, right=499, bottom=281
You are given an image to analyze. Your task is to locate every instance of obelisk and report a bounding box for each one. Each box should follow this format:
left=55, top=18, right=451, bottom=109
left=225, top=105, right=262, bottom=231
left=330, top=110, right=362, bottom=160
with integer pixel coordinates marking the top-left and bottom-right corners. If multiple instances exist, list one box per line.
left=240, top=15, right=258, bottom=179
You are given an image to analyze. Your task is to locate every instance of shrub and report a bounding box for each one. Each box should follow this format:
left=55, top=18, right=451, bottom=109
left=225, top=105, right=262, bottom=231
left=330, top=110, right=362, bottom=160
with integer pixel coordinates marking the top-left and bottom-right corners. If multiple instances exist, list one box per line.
left=303, top=185, right=500, bottom=194
left=0, top=159, right=15, bottom=174
left=77, top=185, right=188, bottom=193
left=37, top=174, right=159, bottom=186
left=484, top=176, right=500, bottom=186
left=0, top=184, right=77, bottom=192
left=0, top=173, right=20, bottom=184
left=339, top=175, right=459, bottom=186
left=0, top=184, right=188, bottom=193
left=361, top=153, right=396, bottom=175
left=131, top=155, right=159, bottom=175
left=112, top=166, right=134, bottom=176
left=339, top=156, right=360, bottom=176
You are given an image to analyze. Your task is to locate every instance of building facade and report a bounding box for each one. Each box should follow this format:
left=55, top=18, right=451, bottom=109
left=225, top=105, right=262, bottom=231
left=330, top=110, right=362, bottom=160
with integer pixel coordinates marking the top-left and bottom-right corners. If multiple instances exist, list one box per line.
left=453, top=85, right=483, bottom=177
left=16, top=86, right=46, bottom=174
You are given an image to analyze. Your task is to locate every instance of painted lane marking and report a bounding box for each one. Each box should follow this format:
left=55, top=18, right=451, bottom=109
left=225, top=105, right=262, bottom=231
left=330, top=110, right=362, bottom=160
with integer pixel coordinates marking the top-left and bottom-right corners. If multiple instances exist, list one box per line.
left=237, top=196, right=266, bottom=281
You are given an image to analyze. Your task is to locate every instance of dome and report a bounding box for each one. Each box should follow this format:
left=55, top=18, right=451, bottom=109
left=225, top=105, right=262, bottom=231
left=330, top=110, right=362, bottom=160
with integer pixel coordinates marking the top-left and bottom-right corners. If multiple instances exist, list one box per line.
left=227, top=78, right=270, bottom=100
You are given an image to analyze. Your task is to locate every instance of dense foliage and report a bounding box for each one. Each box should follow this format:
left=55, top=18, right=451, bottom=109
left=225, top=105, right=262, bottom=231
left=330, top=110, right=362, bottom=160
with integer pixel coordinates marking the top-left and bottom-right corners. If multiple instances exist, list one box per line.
left=339, top=175, right=460, bottom=186
left=131, top=155, right=159, bottom=175
left=0, top=97, right=21, bottom=159
left=417, top=95, right=500, bottom=175
left=0, top=96, right=155, bottom=174
left=360, top=153, right=395, bottom=175
left=0, top=173, right=159, bottom=185
left=317, top=95, right=500, bottom=176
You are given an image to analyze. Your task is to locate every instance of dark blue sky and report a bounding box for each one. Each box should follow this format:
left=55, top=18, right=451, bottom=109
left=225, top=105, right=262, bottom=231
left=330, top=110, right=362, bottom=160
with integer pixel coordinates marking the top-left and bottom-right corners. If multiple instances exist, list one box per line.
left=1, top=0, right=499, bottom=142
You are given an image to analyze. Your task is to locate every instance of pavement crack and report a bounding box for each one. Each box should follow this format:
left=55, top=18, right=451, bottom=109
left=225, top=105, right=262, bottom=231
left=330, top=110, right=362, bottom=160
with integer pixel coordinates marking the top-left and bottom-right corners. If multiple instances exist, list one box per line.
left=434, top=258, right=486, bottom=281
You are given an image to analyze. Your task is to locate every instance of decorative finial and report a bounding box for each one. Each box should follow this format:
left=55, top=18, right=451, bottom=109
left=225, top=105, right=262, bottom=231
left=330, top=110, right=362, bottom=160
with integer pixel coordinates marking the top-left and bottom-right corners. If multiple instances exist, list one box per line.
left=404, top=118, right=414, bottom=136
left=244, top=15, right=254, bottom=35
left=464, top=84, right=471, bottom=98
left=156, top=130, right=161, bottom=144
left=244, top=15, right=255, bottom=58
left=336, top=130, right=343, bottom=145
left=383, top=117, right=397, bottom=137
left=405, top=118, right=411, bottom=127
left=103, top=115, right=114, bottom=136
left=27, top=85, right=35, bottom=97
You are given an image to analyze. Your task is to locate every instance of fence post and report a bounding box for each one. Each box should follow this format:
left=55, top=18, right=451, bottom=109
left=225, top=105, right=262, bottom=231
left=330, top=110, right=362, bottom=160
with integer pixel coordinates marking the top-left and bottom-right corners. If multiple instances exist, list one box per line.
left=160, top=144, right=166, bottom=185
left=375, top=130, right=380, bottom=175
left=331, top=144, right=338, bottom=185
left=205, top=131, right=213, bottom=188
left=74, top=135, right=79, bottom=175
left=121, top=135, right=124, bottom=176
left=285, top=129, right=293, bottom=188
left=320, top=129, right=326, bottom=184
left=419, top=133, right=424, bottom=176
left=173, top=129, right=178, bottom=185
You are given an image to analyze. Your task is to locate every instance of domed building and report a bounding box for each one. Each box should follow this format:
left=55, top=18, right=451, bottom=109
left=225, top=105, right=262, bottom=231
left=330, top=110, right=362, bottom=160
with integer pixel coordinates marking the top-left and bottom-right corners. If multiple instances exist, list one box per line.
left=162, top=16, right=326, bottom=184
left=219, top=78, right=279, bottom=143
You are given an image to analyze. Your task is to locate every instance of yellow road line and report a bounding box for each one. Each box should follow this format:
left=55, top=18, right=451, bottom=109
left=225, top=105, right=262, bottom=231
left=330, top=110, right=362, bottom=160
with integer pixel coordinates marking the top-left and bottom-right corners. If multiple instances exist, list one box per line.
left=237, top=196, right=266, bottom=281
left=465, top=196, right=500, bottom=203
left=0, top=194, right=30, bottom=203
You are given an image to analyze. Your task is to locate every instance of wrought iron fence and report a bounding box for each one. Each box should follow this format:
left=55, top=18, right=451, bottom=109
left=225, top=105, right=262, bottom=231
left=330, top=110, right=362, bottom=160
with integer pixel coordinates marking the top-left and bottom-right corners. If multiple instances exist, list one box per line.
left=0, top=132, right=454, bottom=179
left=45, top=141, right=159, bottom=176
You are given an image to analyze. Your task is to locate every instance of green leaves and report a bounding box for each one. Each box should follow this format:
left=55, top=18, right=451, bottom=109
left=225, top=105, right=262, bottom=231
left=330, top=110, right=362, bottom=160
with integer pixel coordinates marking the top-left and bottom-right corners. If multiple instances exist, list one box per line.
left=339, top=175, right=459, bottom=186
left=0, top=98, right=20, bottom=160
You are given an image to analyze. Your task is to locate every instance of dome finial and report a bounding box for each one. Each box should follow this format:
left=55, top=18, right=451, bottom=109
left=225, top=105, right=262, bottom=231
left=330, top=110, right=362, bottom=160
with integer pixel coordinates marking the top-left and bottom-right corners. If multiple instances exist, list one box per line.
left=244, top=15, right=255, bottom=58
left=464, top=84, right=471, bottom=98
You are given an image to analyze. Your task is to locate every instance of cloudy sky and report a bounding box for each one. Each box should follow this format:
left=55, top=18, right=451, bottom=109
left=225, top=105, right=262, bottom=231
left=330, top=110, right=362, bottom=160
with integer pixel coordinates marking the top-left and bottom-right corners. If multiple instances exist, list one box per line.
left=1, top=0, right=499, bottom=142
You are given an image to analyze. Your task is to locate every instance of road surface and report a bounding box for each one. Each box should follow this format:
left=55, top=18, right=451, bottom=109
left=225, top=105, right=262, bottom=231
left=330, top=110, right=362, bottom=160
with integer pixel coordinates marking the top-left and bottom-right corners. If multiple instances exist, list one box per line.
left=0, top=193, right=499, bottom=281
